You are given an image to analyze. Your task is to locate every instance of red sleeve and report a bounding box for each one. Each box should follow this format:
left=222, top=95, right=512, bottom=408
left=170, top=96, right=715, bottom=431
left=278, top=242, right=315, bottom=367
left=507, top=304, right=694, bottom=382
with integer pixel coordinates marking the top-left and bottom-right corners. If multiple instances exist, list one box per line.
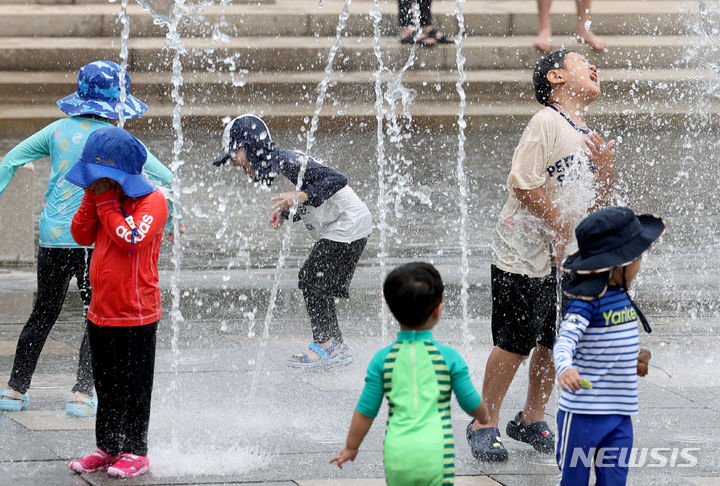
left=70, top=190, right=99, bottom=247
left=95, top=189, right=168, bottom=252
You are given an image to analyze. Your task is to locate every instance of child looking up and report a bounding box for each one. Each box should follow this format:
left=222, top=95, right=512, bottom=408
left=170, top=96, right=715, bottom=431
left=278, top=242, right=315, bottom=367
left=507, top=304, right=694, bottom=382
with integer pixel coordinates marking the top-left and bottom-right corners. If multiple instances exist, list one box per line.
left=331, top=262, right=489, bottom=484
left=555, top=206, right=665, bottom=486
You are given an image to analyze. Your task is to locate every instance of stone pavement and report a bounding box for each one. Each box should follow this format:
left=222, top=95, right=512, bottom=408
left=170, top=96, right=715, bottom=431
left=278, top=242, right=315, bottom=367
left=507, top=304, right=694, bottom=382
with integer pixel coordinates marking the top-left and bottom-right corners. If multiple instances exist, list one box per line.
left=1, top=264, right=720, bottom=485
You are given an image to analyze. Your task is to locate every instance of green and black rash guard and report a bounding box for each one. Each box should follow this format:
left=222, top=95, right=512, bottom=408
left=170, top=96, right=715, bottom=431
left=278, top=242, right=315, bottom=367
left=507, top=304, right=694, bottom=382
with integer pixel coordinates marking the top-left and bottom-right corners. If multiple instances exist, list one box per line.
left=356, top=330, right=482, bottom=485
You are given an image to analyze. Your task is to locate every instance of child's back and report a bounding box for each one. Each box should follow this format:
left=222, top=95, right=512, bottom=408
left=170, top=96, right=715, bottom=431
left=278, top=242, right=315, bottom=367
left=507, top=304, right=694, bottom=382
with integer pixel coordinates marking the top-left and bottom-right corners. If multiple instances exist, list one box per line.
left=360, top=330, right=478, bottom=483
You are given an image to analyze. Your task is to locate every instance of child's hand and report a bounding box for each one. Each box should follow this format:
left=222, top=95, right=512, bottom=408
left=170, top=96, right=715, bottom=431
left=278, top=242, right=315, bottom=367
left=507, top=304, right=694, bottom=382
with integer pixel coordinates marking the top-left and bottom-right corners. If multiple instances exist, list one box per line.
left=470, top=402, right=490, bottom=426
left=270, top=211, right=284, bottom=229
left=88, top=178, right=117, bottom=196
left=329, top=447, right=358, bottom=469
left=637, top=348, right=651, bottom=377
left=272, top=191, right=308, bottom=212
left=559, top=368, right=583, bottom=393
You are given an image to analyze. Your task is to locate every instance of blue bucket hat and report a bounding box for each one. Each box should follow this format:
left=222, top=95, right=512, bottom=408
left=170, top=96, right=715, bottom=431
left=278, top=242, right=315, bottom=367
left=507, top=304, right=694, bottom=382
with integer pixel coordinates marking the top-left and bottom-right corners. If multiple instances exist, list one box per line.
left=212, top=114, right=275, bottom=173
left=561, top=207, right=665, bottom=300
left=65, top=126, right=156, bottom=198
left=57, top=61, right=148, bottom=119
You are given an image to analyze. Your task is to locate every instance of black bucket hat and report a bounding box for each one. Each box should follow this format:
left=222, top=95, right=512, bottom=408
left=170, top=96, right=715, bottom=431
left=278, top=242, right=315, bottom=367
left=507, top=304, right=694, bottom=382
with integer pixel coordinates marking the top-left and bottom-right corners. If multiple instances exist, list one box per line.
left=561, top=206, right=665, bottom=300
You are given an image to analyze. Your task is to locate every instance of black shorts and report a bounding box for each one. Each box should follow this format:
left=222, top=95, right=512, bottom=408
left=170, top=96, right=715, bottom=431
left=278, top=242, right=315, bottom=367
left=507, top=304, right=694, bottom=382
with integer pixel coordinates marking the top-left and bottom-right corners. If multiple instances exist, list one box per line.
left=490, top=264, right=567, bottom=356
left=298, top=237, right=368, bottom=298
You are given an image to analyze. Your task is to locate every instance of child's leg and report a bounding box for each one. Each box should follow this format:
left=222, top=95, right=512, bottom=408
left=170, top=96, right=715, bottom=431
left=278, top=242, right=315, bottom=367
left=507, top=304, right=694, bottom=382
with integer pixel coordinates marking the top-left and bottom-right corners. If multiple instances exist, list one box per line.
left=72, top=249, right=94, bottom=395
left=398, top=0, right=413, bottom=27
left=8, top=247, right=74, bottom=394
left=298, top=238, right=367, bottom=346
left=88, top=321, right=128, bottom=456
left=303, top=290, right=340, bottom=344
left=556, top=410, right=592, bottom=486
left=419, top=0, right=432, bottom=27
left=122, top=322, right=158, bottom=456
left=594, top=415, right=633, bottom=486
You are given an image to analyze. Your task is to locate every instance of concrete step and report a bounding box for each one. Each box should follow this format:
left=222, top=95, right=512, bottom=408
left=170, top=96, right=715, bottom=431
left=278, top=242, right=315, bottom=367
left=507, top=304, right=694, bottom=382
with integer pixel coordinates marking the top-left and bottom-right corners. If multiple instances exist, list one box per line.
left=0, top=35, right=703, bottom=72
left=0, top=1, right=702, bottom=37
left=0, top=68, right=710, bottom=106
left=1, top=98, right=713, bottom=135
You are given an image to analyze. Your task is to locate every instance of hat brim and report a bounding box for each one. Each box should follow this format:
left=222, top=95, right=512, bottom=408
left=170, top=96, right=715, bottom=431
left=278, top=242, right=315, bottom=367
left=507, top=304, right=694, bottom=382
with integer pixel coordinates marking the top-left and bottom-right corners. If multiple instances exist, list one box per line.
left=561, top=214, right=666, bottom=273
left=212, top=149, right=231, bottom=166
left=56, top=93, right=148, bottom=120
left=66, top=160, right=156, bottom=198
left=562, top=271, right=611, bottom=300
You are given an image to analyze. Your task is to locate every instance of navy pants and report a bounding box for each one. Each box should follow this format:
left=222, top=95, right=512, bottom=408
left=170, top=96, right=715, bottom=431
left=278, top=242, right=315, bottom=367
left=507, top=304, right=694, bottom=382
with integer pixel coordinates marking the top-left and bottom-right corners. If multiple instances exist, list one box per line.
left=88, top=320, right=157, bottom=456
left=556, top=410, right=634, bottom=486
left=298, top=237, right=367, bottom=345
left=8, top=247, right=93, bottom=395
left=398, top=0, right=432, bottom=27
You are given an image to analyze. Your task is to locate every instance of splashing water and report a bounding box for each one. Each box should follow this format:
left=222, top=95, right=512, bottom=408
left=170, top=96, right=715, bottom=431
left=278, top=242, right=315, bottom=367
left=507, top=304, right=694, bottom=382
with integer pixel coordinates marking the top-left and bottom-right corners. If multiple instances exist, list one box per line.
left=370, top=0, right=390, bottom=338
left=248, top=0, right=353, bottom=397
left=116, top=0, right=130, bottom=128
left=453, top=0, right=471, bottom=350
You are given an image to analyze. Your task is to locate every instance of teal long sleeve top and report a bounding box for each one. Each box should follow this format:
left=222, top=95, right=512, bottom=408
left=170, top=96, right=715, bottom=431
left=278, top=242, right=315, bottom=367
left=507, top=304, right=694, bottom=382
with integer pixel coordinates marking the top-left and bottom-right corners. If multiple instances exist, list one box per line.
left=0, top=116, right=179, bottom=248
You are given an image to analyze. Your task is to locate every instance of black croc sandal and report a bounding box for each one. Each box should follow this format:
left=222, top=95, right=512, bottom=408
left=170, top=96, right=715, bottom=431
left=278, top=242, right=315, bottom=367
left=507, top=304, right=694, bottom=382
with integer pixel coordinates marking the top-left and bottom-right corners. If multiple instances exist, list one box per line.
left=466, top=420, right=509, bottom=462
left=506, top=411, right=555, bottom=453
left=427, top=28, right=455, bottom=44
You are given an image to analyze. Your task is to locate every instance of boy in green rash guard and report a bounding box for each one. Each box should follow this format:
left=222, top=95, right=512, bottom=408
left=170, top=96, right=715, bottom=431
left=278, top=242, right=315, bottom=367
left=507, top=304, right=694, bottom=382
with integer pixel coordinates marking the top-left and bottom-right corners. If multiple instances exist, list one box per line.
left=331, top=262, right=490, bottom=484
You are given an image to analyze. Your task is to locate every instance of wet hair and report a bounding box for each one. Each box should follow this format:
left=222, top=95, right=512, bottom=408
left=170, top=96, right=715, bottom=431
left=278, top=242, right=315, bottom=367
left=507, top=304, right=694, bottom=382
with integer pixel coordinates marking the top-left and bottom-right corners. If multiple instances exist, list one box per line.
left=383, top=262, right=444, bottom=328
left=533, top=50, right=570, bottom=106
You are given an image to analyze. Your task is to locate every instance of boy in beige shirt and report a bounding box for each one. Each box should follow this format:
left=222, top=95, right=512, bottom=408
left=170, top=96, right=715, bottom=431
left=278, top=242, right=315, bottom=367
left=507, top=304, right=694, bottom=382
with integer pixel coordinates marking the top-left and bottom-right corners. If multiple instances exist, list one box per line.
left=467, top=50, right=615, bottom=462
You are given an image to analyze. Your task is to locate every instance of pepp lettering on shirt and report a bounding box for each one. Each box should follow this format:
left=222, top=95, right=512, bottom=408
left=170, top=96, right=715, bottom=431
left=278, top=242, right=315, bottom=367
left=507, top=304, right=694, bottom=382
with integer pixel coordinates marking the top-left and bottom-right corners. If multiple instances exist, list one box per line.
left=546, top=155, right=575, bottom=184
left=602, top=306, right=638, bottom=326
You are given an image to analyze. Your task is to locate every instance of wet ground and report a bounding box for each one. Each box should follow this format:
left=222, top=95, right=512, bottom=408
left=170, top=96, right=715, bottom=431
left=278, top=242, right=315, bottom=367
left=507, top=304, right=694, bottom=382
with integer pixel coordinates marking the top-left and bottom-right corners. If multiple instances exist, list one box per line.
left=1, top=125, right=720, bottom=484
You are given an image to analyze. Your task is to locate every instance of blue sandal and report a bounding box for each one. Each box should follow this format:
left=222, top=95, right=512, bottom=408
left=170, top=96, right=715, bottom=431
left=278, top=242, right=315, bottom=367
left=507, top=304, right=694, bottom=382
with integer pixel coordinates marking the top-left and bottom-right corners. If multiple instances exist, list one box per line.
left=66, top=394, right=98, bottom=418
left=0, top=389, right=29, bottom=412
left=287, top=341, right=353, bottom=369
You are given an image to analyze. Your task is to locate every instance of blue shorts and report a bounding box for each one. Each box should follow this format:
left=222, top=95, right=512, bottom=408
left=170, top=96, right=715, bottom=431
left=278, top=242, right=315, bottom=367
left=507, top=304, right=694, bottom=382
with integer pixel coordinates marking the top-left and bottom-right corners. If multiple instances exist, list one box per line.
left=556, top=410, right=634, bottom=486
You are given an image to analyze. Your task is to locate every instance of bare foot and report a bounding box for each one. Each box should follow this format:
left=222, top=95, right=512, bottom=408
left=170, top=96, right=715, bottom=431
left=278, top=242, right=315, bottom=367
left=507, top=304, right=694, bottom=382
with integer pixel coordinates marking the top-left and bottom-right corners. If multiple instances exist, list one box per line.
left=534, top=29, right=552, bottom=52
left=577, top=29, right=606, bottom=51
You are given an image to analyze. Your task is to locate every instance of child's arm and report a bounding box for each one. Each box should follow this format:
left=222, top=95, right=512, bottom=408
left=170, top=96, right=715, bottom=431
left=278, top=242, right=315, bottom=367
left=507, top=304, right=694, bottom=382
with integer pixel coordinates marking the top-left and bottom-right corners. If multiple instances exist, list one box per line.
left=330, top=349, right=386, bottom=469
left=70, top=190, right=100, bottom=247
left=329, top=410, right=374, bottom=469
left=0, top=121, right=58, bottom=198
left=142, top=149, right=184, bottom=236
left=514, top=187, right=570, bottom=263
left=554, top=305, right=591, bottom=392
left=444, top=346, right=490, bottom=425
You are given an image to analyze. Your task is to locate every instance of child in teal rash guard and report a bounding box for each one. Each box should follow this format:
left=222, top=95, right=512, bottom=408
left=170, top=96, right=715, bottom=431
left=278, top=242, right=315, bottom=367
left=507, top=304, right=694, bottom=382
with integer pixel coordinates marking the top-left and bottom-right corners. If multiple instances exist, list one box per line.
left=331, top=262, right=489, bottom=485
left=0, top=61, right=181, bottom=418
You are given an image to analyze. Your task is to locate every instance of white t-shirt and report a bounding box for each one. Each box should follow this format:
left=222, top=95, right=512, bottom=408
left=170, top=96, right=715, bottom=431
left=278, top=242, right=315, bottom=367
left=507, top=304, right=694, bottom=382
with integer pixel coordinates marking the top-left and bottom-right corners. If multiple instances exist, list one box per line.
left=275, top=176, right=372, bottom=243
left=491, top=106, right=597, bottom=277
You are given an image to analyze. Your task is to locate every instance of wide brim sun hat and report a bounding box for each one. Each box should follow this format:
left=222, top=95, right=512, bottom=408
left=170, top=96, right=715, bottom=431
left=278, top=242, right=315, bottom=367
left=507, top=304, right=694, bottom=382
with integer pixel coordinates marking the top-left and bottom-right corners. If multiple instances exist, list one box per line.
left=57, top=60, right=148, bottom=120
left=65, top=126, right=156, bottom=198
left=561, top=207, right=666, bottom=299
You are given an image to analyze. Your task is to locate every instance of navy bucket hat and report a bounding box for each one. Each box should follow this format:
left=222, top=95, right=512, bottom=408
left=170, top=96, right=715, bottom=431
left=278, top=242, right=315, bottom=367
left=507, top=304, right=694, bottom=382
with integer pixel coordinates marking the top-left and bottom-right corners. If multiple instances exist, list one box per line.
left=212, top=114, right=275, bottom=171
left=57, top=61, right=148, bottom=119
left=65, top=126, right=156, bottom=198
left=561, top=207, right=665, bottom=300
